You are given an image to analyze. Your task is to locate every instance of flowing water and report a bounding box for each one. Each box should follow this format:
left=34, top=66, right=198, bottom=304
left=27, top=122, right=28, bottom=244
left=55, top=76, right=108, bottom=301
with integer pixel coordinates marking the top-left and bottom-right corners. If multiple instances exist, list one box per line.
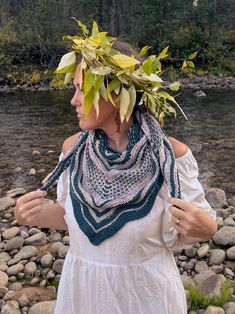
left=0, top=88, right=234, bottom=200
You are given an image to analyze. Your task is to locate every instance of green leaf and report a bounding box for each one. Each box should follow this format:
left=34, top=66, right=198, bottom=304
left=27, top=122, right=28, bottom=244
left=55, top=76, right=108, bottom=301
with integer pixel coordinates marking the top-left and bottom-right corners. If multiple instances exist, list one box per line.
left=168, top=81, right=181, bottom=91
left=71, top=17, right=89, bottom=36
left=120, top=87, right=130, bottom=122
left=181, top=60, right=187, bottom=70
left=64, top=72, right=74, bottom=84
left=112, top=54, right=140, bottom=68
left=55, top=51, right=77, bottom=73
left=142, top=59, right=154, bottom=75
left=158, top=91, right=176, bottom=103
left=158, top=46, right=169, bottom=59
left=187, top=61, right=195, bottom=68
left=126, top=85, right=136, bottom=121
left=94, top=76, right=104, bottom=93
left=107, top=79, right=120, bottom=106
left=140, top=45, right=151, bottom=57
left=84, top=87, right=95, bottom=117
left=91, top=66, right=111, bottom=75
left=99, top=82, right=108, bottom=101
left=92, top=21, right=99, bottom=39
left=188, top=51, right=198, bottom=60
left=84, top=69, right=96, bottom=94
left=151, top=59, right=161, bottom=73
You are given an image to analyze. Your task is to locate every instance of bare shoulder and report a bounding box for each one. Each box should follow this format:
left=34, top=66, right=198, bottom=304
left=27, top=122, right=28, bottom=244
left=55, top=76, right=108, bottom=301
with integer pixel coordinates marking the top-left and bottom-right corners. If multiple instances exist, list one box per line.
left=167, top=136, right=188, bottom=159
left=62, top=132, right=82, bottom=154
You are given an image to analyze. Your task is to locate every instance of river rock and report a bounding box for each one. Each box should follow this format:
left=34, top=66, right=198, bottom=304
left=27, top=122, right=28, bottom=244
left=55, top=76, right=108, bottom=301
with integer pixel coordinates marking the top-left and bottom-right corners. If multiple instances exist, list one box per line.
left=2, top=227, right=20, bottom=240
left=24, top=232, right=47, bottom=246
left=213, top=226, right=235, bottom=246
left=50, top=242, right=64, bottom=255
left=217, top=217, right=224, bottom=228
left=226, top=246, right=235, bottom=260
left=198, top=274, right=226, bottom=298
left=6, top=188, right=26, bottom=198
left=28, top=300, right=56, bottom=314
left=223, top=217, right=235, bottom=226
left=37, top=169, right=45, bottom=174
left=193, top=90, right=206, bottom=97
left=223, top=302, right=235, bottom=314
left=3, top=290, right=16, bottom=301
left=204, top=306, right=224, bottom=314
left=0, top=252, right=11, bottom=263
left=0, top=197, right=15, bottom=212
left=0, top=261, right=8, bottom=272
left=14, top=246, right=38, bottom=260
left=62, top=236, right=70, bottom=246
left=48, top=232, right=62, bottom=243
left=32, top=150, right=41, bottom=156
left=18, top=293, right=30, bottom=307
left=1, top=300, right=21, bottom=314
left=29, top=168, right=36, bottom=175
left=0, top=271, right=8, bottom=287
left=195, top=261, right=209, bottom=273
left=7, top=263, right=24, bottom=276
left=40, top=254, right=53, bottom=268
left=211, top=265, right=224, bottom=274
left=184, top=247, right=197, bottom=258
left=28, top=227, right=41, bottom=236
left=4, top=236, right=24, bottom=252
left=209, top=249, right=226, bottom=265
left=205, top=188, right=228, bottom=208
left=0, top=286, right=9, bottom=298
left=197, top=244, right=210, bottom=258
left=24, top=262, right=37, bottom=276
left=193, top=270, right=215, bottom=286
left=52, top=259, right=64, bottom=274
left=58, top=246, right=68, bottom=258
left=8, top=282, right=22, bottom=291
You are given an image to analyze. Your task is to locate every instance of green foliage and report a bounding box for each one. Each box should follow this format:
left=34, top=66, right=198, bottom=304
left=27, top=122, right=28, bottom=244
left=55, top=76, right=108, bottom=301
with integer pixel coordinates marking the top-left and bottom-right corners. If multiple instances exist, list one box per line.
left=0, top=0, right=234, bottom=77
left=185, top=281, right=232, bottom=311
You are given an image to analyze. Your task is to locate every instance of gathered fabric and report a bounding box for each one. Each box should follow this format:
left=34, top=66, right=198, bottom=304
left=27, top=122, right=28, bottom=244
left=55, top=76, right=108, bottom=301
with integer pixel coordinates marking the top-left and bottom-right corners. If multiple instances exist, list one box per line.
left=41, top=109, right=181, bottom=245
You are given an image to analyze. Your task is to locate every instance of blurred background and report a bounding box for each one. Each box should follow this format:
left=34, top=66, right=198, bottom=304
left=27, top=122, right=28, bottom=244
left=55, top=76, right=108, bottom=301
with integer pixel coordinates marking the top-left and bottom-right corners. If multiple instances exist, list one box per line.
left=0, top=0, right=234, bottom=76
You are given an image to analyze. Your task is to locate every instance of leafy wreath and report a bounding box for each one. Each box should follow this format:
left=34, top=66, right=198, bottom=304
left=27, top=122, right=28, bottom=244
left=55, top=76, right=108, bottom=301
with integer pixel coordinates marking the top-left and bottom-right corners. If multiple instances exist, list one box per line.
left=55, top=19, right=196, bottom=125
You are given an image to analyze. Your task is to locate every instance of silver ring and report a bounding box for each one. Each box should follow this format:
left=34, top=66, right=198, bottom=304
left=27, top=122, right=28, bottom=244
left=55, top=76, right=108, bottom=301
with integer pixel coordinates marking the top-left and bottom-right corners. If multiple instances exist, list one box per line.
left=176, top=219, right=180, bottom=226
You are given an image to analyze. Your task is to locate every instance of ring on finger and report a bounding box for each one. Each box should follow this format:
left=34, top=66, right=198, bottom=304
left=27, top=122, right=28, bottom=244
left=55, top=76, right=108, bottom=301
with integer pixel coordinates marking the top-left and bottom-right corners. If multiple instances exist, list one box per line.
left=176, top=218, right=181, bottom=226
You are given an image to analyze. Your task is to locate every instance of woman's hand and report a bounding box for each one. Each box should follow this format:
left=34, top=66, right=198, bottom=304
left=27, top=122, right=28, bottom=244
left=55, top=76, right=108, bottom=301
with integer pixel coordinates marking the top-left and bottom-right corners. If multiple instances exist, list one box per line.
left=14, top=190, right=47, bottom=226
left=168, top=197, right=218, bottom=243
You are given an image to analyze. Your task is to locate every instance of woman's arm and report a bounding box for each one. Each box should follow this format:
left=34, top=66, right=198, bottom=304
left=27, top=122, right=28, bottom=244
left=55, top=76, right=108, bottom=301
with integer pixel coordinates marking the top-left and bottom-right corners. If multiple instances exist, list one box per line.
left=167, top=136, right=218, bottom=243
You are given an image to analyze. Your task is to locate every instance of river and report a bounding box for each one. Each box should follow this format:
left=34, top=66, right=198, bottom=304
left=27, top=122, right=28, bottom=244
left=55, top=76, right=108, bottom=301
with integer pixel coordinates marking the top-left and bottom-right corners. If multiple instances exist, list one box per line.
left=0, top=88, right=234, bottom=200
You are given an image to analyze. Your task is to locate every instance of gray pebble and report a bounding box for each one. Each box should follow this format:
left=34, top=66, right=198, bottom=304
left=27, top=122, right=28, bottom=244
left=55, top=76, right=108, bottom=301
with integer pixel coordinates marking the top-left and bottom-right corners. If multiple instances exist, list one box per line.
left=4, top=237, right=24, bottom=252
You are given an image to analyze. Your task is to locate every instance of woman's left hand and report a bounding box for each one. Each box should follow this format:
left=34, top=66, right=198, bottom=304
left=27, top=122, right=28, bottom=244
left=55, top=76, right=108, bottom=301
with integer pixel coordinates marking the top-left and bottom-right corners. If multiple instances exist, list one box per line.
left=168, top=197, right=218, bottom=243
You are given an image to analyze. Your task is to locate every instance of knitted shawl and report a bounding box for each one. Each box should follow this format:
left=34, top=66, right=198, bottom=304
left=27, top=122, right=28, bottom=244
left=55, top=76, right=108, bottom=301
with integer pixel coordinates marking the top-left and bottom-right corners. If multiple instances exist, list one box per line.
left=41, top=109, right=181, bottom=245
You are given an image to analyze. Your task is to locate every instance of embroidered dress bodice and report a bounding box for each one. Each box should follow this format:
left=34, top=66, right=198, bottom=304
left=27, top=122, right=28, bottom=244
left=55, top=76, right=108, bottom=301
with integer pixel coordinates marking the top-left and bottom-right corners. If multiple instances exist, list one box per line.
left=54, top=148, right=216, bottom=314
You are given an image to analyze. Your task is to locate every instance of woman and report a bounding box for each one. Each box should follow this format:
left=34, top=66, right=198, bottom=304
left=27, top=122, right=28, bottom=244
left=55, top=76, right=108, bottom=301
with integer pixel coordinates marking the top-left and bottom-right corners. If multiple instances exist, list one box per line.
left=14, top=23, right=217, bottom=314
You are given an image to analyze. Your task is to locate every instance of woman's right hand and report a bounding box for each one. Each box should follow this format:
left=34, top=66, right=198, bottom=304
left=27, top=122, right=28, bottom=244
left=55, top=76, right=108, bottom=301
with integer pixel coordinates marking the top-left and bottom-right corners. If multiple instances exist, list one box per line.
left=14, top=190, right=47, bottom=226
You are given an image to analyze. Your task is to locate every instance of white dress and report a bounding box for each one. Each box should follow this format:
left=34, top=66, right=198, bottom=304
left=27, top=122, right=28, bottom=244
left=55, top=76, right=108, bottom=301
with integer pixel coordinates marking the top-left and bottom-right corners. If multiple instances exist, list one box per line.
left=54, top=147, right=216, bottom=314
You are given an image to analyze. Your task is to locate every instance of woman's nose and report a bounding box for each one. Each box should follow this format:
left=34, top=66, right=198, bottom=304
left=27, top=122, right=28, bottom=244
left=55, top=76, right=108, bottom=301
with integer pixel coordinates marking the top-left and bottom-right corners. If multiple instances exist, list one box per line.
left=71, top=91, right=83, bottom=107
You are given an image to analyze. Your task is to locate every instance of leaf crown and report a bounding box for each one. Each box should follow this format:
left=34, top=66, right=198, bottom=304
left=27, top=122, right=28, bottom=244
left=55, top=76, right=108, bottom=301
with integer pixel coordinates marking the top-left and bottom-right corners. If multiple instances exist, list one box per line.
left=55, top=18, right=187, bottom=125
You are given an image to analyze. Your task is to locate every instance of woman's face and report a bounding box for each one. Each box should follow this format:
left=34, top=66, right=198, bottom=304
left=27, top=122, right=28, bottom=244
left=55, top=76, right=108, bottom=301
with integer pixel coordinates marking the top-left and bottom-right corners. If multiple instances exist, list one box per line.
left=71, top=64, right=117, bottom=130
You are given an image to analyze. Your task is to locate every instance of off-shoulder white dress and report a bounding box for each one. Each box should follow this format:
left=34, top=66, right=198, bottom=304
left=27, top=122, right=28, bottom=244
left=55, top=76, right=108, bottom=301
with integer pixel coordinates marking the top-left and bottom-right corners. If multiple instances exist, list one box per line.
left=54, top=148, right=216, bottom=314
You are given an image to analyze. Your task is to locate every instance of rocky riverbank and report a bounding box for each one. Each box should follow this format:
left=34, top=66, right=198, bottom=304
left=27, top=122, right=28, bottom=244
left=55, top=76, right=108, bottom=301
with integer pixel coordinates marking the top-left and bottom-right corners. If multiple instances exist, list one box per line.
left=0, top=181, right=235, bottom=313
left=0, top=75, right=234, bottom=96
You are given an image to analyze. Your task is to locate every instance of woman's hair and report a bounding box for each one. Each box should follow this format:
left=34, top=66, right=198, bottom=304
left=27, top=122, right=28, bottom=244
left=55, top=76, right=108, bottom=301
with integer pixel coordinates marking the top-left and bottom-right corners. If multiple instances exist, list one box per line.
left=112, top=39, right=144, bottom=63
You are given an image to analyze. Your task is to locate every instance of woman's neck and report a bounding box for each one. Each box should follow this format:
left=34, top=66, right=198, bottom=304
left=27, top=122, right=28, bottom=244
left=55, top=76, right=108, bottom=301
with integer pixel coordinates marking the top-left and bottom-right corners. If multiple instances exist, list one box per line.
left=100, top=115, right=134, bottom=153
